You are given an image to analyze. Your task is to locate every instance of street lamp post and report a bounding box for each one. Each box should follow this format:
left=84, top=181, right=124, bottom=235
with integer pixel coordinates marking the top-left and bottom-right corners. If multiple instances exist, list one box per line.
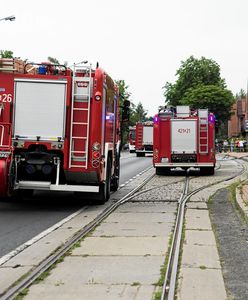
left=0, top=15, right=15, bottom=22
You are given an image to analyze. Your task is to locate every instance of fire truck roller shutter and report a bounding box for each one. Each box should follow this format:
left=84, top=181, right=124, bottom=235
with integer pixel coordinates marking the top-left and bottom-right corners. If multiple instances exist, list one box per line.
left=13, top=79, right=67, bottom=141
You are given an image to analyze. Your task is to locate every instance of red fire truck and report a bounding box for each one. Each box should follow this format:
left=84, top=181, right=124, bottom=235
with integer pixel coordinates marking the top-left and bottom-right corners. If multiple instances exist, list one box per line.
left=128, top=126, right=136, bottom=153
left=0, top=60, right=120, bottom=203
left=135, top=121, right=153, bottom=157
left=153, top=106, right=216, bottom=175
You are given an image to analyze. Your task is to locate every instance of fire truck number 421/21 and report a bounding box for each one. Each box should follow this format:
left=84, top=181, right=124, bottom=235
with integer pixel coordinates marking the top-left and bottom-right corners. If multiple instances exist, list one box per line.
left=0, top=60, right=122, bottom=204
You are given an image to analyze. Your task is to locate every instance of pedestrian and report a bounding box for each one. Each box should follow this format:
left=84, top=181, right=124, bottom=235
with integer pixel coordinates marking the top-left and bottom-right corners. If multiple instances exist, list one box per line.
left=223, top=140, right=228, bottom=152
left=236, top=139, right=239, bottom=152
left=239, top=139, right=244, bottom=152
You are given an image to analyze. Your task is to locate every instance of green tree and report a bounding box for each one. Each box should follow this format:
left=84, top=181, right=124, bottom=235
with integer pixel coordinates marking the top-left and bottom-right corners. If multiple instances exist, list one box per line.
left=180, top=85, right=234, bottom=124
left=235, top=88, right=246, bottom=100
left=0, top=50, right=13, bottom=58
left=47, top=56, right=60, bottom=64
left=163, top=56, right=225, bottom=106
left=131, top=102, right=148, bottom=123
left=163, top=55, right=234, bottom=124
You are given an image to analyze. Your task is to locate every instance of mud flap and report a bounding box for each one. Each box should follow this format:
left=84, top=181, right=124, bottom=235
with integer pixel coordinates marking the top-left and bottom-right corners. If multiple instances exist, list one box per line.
left=0, top=159, right=8, bottom=197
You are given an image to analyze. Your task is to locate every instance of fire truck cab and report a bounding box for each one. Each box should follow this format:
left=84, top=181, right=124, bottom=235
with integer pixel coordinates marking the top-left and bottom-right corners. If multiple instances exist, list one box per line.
left=0, top=59, right=120, bottom=203
left=153, top=106, right=216, bottom=175
left=135, top=121, right=153, bottom=157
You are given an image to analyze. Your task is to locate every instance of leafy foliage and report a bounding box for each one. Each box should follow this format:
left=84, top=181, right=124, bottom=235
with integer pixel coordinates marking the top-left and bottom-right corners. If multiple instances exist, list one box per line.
left=130, top=101, right=148, bottom=124
left=163, top=55, right=234, bottom=124
left=181, top=85, right=234, bottom=123
left=0, top=50, right=13, bottom=58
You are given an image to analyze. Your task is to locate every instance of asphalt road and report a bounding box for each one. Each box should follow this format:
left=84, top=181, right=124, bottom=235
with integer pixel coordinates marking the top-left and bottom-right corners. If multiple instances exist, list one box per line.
left=0, top=152, right=153, bottom=258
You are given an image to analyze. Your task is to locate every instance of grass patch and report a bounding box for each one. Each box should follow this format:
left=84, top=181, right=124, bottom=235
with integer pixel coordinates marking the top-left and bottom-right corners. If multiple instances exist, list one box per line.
left=152, top=231, right=174, bottom=300
left=13, top=288, right=29, bottom=300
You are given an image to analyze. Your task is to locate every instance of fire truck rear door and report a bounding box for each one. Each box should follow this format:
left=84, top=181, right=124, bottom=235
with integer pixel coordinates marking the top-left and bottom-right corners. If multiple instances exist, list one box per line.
left=13, top=79, right=67, bottom=140
left=171, top=119, right=197, bottom=153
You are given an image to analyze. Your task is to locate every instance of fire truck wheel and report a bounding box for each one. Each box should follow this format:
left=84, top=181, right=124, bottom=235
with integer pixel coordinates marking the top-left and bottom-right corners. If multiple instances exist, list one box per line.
left=200, top=167, right=215, bottom=176
left=97, top=157, right=111, bottom=204
left=136, top=152, right=145, bottom=157
left=156, top=167, right=171, bottom=175
left=17, top=189, right=34, bottom=198
left=111, top=159, right=120, bottom=192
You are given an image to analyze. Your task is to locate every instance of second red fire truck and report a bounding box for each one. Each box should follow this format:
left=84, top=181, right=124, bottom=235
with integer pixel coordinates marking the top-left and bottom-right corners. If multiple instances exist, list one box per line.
left=0, top=59, right=121, bottom=203
left=135, top=121, right=153, bottom=157
left=153, top=106, right=216, bottom=175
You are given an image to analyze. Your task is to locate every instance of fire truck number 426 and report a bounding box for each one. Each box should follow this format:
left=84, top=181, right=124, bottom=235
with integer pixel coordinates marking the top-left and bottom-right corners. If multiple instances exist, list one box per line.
left=0, top=93, right=13, bottom=103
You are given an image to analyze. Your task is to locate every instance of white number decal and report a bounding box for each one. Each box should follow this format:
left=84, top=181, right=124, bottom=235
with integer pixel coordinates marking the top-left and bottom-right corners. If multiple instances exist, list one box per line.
left=0, top=93, right=13, bottom=103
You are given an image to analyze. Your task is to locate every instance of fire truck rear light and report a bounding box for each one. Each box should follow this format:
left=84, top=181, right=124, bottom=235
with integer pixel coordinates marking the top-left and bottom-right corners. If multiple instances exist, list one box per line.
left=93, top=151, right=100, bottom=159
left=95, top=92, right=101, bottom=101
left=92, top=142, right=101, bottom=151
left=161, top=157, right=169, bottom=163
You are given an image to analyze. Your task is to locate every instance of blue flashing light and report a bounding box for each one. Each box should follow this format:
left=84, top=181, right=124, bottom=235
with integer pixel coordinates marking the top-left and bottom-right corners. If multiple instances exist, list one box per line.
left=209, top=113, right=215, bottom=123
left=154, top=116, right=159, bottom=123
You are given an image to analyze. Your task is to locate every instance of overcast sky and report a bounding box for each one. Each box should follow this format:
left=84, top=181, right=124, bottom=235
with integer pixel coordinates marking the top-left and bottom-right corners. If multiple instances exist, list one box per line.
left=1, top=0, right=248, bottom=116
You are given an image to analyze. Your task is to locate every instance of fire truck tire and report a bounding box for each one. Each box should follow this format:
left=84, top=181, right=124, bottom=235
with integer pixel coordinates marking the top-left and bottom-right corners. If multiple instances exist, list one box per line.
left=111, top=154, right=120, bottom=192
left=156, top=167, right=171, bottom=175
left=200, top=167, right=215, bottom=175
left=97, top=157, right=111, bottom=204
left=17, top=189, right=34, bottom=198
left=136, top=152, right=145, bottom=157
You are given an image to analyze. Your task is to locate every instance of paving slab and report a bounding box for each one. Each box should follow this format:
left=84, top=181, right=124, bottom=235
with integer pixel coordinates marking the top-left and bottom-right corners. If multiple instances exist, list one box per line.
left=116, top=202, right=177, bottom=213
left=184, top=229, right=216, bottom=246
left=72, top=236, right=168, bottom=256
left=181, top=244, right=221, bottom=269
left=4, top=227, right=75, bottom=267
left=105, top=212, right=175, bottom=223
left=186, top=202, right=208, bottom=209
left=177, top=267, right=227, bottom=300
left=33, top=256, right=163, bottom=285
left=0, top=266, right=31, bottom=293
left=185, top=209, right=212, bottom=230
left=25, top=283, right=156, bottom=300
left=92, top=221, right=174, bottom=237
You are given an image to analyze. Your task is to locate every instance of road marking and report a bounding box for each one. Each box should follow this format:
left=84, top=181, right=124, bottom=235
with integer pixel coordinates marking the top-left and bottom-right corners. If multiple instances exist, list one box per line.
left=0, top=207, right=88, bottom=266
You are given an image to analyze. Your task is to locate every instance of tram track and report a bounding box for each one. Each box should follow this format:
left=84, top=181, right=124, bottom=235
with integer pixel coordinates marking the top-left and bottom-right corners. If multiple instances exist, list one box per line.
left=1, top=158, right=247, bottom=300
left=161, top=158, right=247, bottom=300
left=1, top=168, right=156, bottom=300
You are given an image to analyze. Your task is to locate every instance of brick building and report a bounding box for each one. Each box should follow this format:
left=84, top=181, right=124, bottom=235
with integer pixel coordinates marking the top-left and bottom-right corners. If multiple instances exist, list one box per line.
left=228, top=97, right=248, bottom=137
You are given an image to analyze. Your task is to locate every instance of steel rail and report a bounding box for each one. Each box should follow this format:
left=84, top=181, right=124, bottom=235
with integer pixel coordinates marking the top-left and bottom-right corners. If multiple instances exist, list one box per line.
left=161, top=158, right=247, bottom=300
left=1, top=169, right=156, bottom=300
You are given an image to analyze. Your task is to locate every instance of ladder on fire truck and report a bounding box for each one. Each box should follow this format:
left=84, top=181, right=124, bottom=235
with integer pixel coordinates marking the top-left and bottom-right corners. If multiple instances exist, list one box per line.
left=69, top=63, right=92, bottom=168
left=198, top=109, right=209, bottom=154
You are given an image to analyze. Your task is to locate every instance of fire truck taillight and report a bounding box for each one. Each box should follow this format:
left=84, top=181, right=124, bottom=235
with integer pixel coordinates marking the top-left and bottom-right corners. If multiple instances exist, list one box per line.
left=95, top=92, right=101, bottom=101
